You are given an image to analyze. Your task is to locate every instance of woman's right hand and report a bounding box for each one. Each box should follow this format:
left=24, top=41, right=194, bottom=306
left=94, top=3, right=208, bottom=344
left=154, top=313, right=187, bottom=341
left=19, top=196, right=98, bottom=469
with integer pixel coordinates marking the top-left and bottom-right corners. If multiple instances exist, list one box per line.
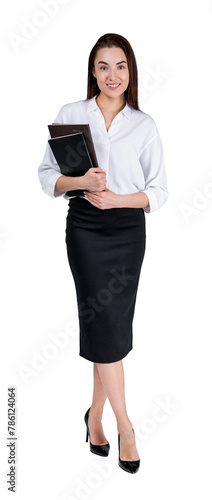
left=83, top=167, right=107, bottom=192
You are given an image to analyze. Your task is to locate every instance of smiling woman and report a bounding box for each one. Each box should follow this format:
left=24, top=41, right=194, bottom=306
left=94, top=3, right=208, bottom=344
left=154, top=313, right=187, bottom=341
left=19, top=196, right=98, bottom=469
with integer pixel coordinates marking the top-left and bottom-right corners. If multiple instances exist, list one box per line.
left=38, top=32, right=168, bottom=475
left=91, top=47, right=129, bottom=113
left=87, top=33, right=139, bottom=110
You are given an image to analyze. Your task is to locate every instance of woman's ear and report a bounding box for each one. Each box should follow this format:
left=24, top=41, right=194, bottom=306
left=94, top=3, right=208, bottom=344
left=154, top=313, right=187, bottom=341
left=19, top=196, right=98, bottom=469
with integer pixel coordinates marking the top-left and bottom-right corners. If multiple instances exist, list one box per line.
left=92, top=66, right=96, bottom=79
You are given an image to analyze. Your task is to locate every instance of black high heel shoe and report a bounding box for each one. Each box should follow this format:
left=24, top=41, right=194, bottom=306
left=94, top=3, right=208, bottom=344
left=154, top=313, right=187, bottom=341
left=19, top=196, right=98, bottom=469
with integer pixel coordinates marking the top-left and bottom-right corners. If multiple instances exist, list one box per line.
left=118, top=428, right=140, bottom=473
left=84, top=408, right=110, bottom=457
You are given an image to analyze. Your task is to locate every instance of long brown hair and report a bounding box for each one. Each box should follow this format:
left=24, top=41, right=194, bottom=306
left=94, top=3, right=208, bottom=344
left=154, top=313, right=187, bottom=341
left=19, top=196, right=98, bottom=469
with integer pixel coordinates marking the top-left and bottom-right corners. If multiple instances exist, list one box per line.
left=87, top=33, right=141, bottom=111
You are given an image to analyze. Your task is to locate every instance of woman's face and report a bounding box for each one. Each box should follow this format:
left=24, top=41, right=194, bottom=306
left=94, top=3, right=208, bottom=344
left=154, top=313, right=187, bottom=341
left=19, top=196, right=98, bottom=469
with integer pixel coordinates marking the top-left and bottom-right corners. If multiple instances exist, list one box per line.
left=92, top=46, right=129, bottom=100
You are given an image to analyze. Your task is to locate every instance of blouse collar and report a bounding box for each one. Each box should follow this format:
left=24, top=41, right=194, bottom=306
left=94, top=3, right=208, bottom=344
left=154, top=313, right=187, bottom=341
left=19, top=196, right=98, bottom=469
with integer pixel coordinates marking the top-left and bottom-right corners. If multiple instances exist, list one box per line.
left=87, top=94, right=132, bottom=120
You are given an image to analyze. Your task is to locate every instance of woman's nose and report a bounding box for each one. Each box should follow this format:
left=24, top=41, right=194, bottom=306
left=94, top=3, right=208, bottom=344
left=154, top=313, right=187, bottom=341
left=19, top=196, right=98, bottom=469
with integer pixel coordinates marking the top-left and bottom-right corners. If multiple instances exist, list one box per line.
left=108, top=70, right=118, bottom=80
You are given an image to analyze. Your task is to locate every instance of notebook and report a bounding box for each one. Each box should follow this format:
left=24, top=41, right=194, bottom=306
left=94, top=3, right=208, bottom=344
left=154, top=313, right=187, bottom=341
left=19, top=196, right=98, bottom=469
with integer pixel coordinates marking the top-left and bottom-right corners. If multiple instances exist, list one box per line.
left=48, top=123, right=98, bottom=197
left=48, top=123, right=99, bottom=169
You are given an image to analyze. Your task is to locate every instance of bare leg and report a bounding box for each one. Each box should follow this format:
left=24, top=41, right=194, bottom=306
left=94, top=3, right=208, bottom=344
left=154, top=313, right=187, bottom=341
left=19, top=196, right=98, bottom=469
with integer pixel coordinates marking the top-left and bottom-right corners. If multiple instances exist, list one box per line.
left=88, top=363, right=108, bottom=446
left=96, top=360, right=139, bottom=461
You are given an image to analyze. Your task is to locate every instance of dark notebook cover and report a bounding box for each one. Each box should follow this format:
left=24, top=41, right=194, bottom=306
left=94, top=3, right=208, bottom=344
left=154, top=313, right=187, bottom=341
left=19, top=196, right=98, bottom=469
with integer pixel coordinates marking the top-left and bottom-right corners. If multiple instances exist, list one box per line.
left=48, top=132, right=93, bottom=197
left=48, top=123, right=99, bottom=198
left=48, top=124, right=99, bottom=168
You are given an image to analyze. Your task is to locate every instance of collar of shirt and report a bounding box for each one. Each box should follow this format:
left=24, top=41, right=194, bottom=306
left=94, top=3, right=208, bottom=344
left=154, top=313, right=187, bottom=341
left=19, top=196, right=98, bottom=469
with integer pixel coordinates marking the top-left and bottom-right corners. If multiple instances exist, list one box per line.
left=87, top=94, right=132, bottom=121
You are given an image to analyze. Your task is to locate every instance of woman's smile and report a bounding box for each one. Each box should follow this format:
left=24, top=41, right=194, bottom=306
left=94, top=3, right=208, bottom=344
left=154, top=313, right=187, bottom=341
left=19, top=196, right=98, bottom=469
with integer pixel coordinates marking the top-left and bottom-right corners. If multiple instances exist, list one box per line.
left=106, top=83, right=121, bottom=89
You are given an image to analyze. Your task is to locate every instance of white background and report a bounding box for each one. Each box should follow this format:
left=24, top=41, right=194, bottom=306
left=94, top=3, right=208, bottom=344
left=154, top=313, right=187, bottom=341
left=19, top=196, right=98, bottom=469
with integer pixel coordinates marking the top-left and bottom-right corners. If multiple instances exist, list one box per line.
left=1, top=0, right=212, bottom=498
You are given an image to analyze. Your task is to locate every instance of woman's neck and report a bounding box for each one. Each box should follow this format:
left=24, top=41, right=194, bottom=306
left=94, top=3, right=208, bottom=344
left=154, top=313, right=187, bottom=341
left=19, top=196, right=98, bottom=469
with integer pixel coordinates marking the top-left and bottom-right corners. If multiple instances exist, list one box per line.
left=96, top=92, right=126, bottom=114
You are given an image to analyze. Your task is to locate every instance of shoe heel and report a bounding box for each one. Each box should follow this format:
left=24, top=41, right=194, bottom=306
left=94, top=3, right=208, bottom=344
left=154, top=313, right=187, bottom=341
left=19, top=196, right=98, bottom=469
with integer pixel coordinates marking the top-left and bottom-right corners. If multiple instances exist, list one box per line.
left=84, top=407, right=110, bottom=457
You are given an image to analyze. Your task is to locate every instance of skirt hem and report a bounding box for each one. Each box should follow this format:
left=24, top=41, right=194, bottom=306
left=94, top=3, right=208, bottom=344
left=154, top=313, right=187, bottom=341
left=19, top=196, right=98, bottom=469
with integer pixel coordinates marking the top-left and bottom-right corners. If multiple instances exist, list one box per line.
left=79, top=346, right=133, bottom=364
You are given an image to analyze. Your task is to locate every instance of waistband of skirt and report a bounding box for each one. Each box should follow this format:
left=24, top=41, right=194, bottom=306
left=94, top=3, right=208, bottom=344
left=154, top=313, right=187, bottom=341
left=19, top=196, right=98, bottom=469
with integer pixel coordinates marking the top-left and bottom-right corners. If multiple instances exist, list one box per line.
left=68, top=196, right=145, bottom=214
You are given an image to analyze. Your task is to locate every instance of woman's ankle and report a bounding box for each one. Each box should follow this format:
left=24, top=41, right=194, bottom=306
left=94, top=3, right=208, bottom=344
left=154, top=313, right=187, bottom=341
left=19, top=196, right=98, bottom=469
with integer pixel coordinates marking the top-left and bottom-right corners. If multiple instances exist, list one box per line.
left=117, top=418, right=133, bottom=435
left=89, top=403, right=105, bottom=420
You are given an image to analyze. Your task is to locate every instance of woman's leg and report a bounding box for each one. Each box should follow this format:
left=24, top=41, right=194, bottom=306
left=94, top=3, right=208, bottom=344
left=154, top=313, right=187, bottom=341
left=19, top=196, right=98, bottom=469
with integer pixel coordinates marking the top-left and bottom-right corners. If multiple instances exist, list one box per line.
left=88, top=363, right=108, bottom=446
left=95, top=360, right=139, bottom=461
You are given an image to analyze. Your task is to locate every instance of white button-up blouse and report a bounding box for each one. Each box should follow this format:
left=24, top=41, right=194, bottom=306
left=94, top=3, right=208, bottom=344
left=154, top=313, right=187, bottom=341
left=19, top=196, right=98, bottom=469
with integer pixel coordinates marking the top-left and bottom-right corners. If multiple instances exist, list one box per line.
left=38, top=94, right=168, bottom=213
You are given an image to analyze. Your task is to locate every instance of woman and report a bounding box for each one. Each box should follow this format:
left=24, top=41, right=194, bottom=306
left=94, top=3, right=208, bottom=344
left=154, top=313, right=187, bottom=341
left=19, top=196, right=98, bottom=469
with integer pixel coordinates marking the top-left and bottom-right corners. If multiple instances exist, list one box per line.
left=38, top=33, right=168, bottom=474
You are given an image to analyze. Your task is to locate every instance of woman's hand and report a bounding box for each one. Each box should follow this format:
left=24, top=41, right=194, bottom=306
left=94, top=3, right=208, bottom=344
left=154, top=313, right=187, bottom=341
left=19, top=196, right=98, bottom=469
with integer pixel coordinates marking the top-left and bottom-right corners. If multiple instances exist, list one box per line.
left=83, top=167, right=106, bottom=192
left=84, top=188, right=121, bottom=210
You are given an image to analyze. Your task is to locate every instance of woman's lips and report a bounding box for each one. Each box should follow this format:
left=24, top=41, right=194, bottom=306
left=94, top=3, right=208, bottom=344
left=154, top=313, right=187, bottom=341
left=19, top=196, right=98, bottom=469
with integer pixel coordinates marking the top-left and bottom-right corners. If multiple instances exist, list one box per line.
left=106, top=84, right=120, bottom=90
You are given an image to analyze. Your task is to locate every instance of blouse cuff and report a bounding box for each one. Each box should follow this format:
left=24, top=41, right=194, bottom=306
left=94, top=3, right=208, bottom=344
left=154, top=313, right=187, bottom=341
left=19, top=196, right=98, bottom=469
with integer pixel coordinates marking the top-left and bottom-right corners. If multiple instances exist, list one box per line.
left=142, top=188, right=158, bottom=213
left=44, top=172, right=66, bottom=198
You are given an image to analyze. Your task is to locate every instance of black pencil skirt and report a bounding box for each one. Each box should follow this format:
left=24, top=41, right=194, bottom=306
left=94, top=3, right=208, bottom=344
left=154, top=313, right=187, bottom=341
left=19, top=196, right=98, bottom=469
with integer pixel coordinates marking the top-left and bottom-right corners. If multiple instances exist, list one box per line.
left=65, top=196, right=146, bottom=363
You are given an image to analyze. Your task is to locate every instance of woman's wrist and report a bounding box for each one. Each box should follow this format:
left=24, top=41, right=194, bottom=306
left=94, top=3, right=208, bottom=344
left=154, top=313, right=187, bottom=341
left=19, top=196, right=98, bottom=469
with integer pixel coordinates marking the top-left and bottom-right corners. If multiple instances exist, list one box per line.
left=116, top=192, right=150, bottom=209
left=55, top=175, right=86, bottom=192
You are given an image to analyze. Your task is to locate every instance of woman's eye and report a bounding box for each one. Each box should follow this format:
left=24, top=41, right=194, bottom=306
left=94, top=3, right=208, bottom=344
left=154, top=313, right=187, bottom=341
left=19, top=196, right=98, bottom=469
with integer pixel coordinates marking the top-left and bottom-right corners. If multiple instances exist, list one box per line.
left=99, top=65, right=125, bottom=70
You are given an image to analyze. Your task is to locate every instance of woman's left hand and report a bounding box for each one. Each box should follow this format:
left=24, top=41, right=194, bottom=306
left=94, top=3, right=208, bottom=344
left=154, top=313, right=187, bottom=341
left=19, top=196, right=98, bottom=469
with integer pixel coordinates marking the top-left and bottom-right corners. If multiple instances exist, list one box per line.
left=84, top=188, right=121, bottom=210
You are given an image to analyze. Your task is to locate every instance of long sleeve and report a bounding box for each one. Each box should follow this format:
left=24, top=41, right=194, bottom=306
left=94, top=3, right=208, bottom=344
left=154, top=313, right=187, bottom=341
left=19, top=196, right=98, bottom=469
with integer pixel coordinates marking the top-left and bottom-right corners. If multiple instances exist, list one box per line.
left=139, top=123, right=168, bottom=213
left=38, top=108, right=66, bottom=198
